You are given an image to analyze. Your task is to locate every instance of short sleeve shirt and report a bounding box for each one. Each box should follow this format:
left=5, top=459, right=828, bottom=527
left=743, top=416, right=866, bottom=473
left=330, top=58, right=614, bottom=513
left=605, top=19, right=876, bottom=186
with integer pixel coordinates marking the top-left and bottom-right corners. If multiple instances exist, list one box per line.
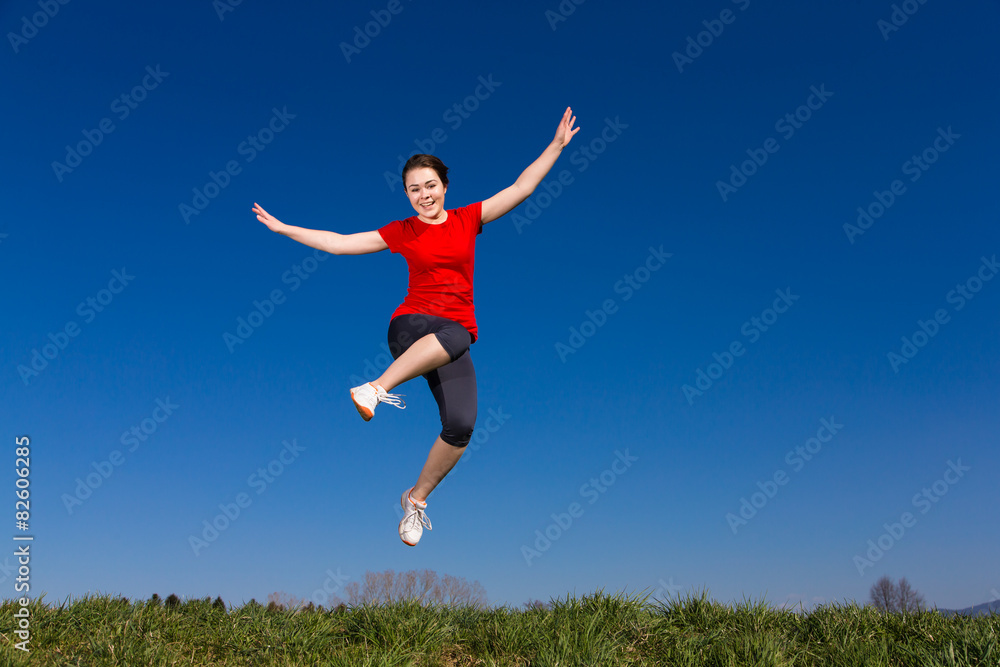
left=378, top=201, right=483, bottom=342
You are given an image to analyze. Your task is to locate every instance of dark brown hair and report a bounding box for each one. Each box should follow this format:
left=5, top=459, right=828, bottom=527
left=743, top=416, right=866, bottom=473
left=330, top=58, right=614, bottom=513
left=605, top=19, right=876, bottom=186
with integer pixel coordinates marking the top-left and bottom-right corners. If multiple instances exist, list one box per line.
left=402, top=154, right=449, bottom=189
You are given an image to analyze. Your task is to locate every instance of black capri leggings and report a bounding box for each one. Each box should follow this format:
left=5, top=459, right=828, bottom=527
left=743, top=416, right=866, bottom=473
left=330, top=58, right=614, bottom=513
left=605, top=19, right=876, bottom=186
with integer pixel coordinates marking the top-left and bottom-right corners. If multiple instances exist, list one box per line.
left=387, top=314, right=477, bottom=448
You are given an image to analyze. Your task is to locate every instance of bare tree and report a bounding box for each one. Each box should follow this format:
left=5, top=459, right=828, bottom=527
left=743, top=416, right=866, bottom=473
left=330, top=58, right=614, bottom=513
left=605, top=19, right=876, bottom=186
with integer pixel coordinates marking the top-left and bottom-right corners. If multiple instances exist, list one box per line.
left=870, top=575, right=899, bottom=613
left=342, top=580, right=360, bottom=604
left=343, top=569, right=487, bottom=608
left=870, top=576, right=925, bottom=613
left=437, top=573, right=487, bottom=607
left=524, top=599, right=551, bottom=610
left=897, top=577, right=926, bottom=613
left=267, top=591, right=309, bottom=611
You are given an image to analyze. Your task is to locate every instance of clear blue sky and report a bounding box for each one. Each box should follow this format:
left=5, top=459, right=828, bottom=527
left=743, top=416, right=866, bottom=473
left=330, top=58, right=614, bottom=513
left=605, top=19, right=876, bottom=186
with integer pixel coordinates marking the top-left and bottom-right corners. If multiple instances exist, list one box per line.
left=2, top=0, right=998, bottom=611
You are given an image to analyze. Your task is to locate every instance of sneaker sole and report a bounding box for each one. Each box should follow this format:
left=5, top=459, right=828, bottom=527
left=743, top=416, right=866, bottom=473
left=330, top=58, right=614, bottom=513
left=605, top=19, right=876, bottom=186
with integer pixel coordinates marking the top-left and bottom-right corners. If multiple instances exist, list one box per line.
left=351, top=391, right=373, bottom=421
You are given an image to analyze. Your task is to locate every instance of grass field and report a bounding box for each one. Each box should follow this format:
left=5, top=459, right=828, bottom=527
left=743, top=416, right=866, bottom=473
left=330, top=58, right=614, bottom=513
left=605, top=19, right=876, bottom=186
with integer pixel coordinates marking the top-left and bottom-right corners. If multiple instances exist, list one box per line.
left=1, top=591, right=997, bottom=665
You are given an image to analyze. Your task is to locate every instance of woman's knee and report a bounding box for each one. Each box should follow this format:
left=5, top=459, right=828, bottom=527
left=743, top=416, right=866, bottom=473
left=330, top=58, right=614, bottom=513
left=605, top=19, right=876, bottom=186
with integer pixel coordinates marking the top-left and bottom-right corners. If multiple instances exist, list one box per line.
left=433, top=324, right=471, bottom=362
left=441, top=412, right=477, bottom=447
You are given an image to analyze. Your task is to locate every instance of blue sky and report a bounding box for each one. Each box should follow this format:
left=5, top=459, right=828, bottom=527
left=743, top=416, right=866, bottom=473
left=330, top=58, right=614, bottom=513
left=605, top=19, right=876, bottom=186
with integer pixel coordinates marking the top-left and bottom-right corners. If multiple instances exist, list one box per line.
left=2, top=0, right=998, bottom=611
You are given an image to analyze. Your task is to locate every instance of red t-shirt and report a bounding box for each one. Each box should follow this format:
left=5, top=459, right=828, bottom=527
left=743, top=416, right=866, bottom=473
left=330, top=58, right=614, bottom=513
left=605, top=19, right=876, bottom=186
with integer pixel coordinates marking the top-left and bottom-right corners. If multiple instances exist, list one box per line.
left=378, top=201, right=483, bottom=342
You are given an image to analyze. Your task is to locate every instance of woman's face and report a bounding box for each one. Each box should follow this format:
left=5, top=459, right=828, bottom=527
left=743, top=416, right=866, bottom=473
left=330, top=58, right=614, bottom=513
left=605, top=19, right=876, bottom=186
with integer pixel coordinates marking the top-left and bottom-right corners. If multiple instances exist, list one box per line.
left=405, top=167, right=447, bottom=222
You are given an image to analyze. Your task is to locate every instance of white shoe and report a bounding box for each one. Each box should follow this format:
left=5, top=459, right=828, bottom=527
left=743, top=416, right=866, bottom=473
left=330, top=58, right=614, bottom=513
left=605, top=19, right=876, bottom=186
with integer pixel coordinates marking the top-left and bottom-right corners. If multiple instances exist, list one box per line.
left=399, top=488, right=431, bottom=546
left=350, top=382, right=405, bottom=422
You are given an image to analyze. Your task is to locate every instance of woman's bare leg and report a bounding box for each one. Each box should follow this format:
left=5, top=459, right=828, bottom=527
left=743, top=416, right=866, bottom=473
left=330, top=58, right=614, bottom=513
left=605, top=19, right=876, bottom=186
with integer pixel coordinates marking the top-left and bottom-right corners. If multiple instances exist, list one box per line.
left=373, top=333, right=451, bottom=392
left=411, top=436, right=465, bottom=502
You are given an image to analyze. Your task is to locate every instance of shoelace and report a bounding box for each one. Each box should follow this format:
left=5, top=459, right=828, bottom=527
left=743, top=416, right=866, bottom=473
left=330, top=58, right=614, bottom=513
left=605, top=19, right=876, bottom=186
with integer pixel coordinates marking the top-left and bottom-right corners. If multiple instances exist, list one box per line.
left=376, top=388, right=406, bottom=409
left=404, top=503, right=432, bottom=532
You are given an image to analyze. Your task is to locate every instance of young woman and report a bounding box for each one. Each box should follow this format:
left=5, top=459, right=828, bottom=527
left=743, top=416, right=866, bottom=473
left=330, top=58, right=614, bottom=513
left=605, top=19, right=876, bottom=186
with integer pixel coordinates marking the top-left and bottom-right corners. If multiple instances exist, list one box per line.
left=252, top=107, right=579, bottom=546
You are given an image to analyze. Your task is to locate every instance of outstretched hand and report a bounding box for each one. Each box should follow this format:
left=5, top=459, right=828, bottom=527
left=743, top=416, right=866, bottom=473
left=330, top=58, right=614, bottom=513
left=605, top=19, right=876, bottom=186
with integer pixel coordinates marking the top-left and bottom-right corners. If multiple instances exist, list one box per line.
left=252, top=202, right=285, bottom=233
left=553, top=107, right=581, bottom=149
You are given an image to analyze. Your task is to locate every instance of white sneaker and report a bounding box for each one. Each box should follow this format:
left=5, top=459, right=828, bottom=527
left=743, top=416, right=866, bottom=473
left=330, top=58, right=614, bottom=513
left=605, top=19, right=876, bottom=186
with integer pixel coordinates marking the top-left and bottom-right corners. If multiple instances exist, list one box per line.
left=350, top=382, right=405, bottom=422
left=399, top=488, right=432, bottom=546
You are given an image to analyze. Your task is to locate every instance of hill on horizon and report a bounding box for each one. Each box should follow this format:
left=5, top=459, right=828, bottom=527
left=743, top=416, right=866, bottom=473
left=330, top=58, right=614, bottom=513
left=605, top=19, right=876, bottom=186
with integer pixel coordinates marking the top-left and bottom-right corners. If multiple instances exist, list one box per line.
left=938, top=600, right=1000, bottom=618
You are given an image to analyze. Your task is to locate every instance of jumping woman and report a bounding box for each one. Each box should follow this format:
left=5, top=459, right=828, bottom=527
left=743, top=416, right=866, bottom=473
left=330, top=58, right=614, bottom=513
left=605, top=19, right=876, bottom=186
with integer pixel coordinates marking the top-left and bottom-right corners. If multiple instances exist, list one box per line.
left=252, top=107, right=580, bottom=546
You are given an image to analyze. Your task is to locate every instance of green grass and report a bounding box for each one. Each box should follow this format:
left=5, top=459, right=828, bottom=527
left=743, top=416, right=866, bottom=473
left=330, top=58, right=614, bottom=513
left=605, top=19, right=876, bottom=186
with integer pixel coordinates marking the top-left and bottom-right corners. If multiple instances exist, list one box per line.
left=1, top=591, right=997, bottom=665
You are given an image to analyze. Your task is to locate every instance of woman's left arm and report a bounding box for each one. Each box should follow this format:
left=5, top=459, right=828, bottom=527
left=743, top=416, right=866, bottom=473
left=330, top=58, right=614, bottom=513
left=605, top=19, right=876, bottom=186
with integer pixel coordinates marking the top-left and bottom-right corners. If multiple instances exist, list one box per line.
left=481, top=107, right=580, bottom=225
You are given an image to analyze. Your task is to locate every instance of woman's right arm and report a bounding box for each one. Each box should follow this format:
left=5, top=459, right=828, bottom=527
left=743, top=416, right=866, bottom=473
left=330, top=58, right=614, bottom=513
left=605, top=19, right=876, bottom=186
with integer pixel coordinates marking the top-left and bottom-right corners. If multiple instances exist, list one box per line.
left=252, top=202, right=388, bottom=255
